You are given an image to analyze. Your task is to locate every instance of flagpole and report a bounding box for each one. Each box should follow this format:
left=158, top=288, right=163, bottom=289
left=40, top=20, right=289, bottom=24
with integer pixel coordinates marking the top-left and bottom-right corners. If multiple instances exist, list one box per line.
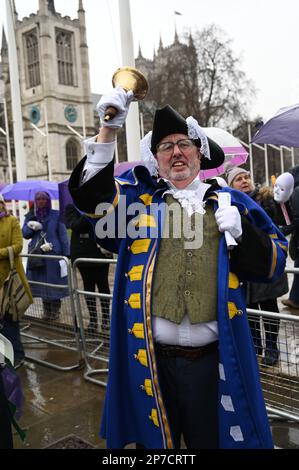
left=118, top=0, right=141, bottom=162
left=3, top=0, right=26, bottom=181
left=3, top=0, right=27, bottom=227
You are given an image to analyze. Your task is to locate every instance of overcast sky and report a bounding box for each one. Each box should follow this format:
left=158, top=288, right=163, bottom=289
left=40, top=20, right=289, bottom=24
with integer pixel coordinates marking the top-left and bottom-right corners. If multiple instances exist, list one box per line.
left=1, top=0, right=299, bottom=122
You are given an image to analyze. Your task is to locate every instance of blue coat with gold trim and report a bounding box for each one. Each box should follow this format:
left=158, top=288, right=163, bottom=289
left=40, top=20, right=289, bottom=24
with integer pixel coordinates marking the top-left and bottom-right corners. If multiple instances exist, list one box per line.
left=69, top=162, right=287, bottom=449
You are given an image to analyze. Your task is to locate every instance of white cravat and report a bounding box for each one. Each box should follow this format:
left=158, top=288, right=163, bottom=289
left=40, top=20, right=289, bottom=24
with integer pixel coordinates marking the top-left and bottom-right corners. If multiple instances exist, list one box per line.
left=163, top=177, right=211, bottom=217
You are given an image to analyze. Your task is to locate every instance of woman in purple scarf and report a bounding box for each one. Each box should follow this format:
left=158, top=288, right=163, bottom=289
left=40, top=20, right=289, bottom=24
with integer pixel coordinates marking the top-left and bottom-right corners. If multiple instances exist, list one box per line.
left=22, top=192, right=70, bottom=319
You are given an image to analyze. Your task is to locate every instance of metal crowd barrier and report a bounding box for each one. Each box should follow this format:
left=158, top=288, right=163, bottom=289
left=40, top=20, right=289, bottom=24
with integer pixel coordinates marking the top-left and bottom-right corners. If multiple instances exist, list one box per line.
left=247, top=265, right=299, bottom=423
left=20, top=253, right=299, bottom=422
left=20, top=254, right=84, bottom=371
left=72, top=257, right=116, bottom=386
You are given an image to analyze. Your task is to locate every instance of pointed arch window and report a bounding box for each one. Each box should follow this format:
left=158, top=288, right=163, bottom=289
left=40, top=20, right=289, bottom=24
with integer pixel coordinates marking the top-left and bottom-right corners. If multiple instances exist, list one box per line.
left=0, top=145, right=6, bottom=164
left=66, top=138, right=80, bottom=171
left=56, top=30, right=74, bottom=86
left=24, top=30, right=41, bottom=88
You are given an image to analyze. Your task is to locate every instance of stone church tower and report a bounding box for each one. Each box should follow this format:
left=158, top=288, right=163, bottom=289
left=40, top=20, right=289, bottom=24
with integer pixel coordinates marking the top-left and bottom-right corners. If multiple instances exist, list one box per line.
left=135, top=30, right=199, bottom=134
left=0, top=0, right=94, bottom=181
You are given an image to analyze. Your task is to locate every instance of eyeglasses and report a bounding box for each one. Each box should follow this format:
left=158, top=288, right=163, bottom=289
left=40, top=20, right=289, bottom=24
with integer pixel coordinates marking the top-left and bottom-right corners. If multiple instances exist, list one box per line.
left=156, top=138, right=195, bottom=155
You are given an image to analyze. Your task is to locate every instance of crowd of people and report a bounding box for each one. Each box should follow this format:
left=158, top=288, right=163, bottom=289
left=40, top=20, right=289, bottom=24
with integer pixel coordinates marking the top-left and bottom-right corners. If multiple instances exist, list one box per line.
left=1, top=86, right=299, bottom=449
left=0, top=193, right=112, bottom=366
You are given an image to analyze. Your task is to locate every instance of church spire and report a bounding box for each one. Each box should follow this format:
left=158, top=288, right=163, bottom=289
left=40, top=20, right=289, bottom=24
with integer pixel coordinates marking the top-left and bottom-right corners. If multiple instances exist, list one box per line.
left=39, top=0, right=56, bottom=15
left=174, top=26, right=179, bottom=44
left=11, top=0, right=18, bottom=20
left=47, top=0, right=56, bottom=14
left=1, top=27, right=8, bottom=58
left=158, top=34, right=163, bottom=52
left=189, top=32, right=195, bottom=49
left=78, top=0, right=84, bottom=11
left=137, top=42, right=143, bottom=59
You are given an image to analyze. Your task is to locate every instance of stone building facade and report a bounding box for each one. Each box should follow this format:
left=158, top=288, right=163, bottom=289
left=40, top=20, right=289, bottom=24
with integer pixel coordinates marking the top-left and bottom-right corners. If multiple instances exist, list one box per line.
left=0, top=0, right=94, bottom=182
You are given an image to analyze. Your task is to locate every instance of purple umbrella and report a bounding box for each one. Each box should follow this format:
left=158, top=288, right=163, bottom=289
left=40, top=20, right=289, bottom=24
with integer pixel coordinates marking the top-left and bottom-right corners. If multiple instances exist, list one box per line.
left=252, top=103, right=299, bottom=147
left=114, top=160, right=143, bottom=176
left=1, top=180, right=59, bottom=200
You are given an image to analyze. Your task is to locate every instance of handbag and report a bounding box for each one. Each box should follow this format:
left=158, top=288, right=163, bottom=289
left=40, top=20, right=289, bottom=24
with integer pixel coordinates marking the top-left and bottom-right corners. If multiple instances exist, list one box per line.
left=27, top=232, right=47, bottom=270
left=0, top=247, right=32, bottom=321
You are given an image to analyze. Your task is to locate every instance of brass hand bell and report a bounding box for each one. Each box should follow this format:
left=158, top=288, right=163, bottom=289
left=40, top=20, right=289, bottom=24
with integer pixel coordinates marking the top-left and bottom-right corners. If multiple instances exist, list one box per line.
left=104, top=66, right=149, bottom=122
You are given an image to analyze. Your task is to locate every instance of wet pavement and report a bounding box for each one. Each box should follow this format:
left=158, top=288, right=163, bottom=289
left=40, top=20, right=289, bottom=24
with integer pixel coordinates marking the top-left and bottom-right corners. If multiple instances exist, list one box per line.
left=14, top=357, right=106, bottom=449
left=12, top=347, right=299, bottom=450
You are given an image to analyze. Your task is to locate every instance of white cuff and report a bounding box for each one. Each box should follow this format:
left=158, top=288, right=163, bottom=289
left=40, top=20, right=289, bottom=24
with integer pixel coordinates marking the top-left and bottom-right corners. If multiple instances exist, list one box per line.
left=81, top=137, right=115, bottom=185
left=84, top=136, right=115, bottom=165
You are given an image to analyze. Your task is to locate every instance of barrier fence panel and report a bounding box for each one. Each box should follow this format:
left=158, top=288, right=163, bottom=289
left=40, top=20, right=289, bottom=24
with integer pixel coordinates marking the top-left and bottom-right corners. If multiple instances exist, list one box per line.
left=20, top=254, right=84, bottom=371
left=72, top=257, right=116, bottom=386
left=247, top=306, right=299, bottom=422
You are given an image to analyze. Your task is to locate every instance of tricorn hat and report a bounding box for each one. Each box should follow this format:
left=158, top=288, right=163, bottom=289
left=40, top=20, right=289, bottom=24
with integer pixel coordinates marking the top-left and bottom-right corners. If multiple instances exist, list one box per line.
left=150, top=105, right=224, bottom=170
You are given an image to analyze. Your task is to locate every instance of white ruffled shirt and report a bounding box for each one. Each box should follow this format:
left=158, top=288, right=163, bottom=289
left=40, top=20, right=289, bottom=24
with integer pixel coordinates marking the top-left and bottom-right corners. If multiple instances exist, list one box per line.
left=153, top=177, right=218, bottom=346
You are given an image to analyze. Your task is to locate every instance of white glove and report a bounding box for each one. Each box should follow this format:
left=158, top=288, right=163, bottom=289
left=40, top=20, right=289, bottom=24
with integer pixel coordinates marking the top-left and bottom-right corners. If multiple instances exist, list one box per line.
left=96, top=86, right=134, bottom=128
left=215, top=206, right=242, bottom=241
left=40, top=242, right=53, bottom=253
left=27, top=221, right=43, bottom=231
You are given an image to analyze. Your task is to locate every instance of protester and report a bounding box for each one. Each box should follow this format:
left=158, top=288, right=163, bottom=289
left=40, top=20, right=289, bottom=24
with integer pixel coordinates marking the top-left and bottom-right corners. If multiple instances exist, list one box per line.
left=69, top=87, right=287, bottom=449
left=64, top=203, right=111, bottom=334
left=22, top=192, right=69, bottom=320
left=0, top=194, right=33, bottom=368
left=276, top=168, right=299, bottom=309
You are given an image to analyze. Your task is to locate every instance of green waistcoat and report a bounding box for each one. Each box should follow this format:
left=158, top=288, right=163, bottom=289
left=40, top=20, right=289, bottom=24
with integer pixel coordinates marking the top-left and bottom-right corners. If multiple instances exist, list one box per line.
left=152, top=195, right=221, bottom=324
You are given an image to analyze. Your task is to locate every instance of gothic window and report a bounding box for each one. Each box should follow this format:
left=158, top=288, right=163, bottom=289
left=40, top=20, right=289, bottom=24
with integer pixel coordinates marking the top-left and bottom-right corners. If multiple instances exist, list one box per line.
left=56, top=30, right=74, bottom=86
left=0, top=145, right=6, bottom=163
left=66, top=138, right=80, bottom=171
left=24, top=30, right=41, bottom=88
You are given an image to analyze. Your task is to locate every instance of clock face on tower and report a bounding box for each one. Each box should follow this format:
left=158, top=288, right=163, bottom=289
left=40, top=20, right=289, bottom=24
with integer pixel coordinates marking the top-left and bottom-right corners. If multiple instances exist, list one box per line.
left=64, top=105, right=77, bottom=123
left=29, top=106, right=41, bottom=125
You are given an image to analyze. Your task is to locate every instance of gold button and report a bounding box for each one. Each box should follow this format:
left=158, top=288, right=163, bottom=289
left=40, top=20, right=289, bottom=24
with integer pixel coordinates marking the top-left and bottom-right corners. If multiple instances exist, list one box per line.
left=187, top=252, right=193, bottom=257
left=184, top=290, right=191, bottom=296
left=186, top=270, right=192, bottom=276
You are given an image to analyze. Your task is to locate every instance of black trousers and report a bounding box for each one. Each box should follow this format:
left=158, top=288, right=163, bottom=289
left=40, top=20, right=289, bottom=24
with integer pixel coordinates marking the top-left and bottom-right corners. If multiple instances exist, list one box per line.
left=155, top=348, right=219, bottom=449
left=248, top=299, right=280, bottom=353
left=78, top=265, right=110, bottom=322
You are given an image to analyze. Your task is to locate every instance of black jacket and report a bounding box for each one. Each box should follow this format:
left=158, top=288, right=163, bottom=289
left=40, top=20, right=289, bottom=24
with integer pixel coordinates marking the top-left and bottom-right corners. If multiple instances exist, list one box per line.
left=64, top=204, right=107, bottom=263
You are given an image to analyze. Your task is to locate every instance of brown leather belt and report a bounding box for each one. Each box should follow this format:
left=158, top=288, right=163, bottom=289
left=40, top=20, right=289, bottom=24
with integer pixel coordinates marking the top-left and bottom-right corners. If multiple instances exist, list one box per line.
left=155, top=341, right=218, bottom=360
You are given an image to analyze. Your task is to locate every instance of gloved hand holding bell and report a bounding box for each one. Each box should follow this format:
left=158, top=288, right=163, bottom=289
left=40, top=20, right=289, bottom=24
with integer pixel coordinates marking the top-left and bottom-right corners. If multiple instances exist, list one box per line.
left=97, top=67, right=148, bottom=128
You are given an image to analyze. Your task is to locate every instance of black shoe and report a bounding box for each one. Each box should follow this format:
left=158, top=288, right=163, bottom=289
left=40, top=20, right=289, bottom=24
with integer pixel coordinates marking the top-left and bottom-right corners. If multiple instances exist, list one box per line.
left=261, top=349, right=280, bottom=367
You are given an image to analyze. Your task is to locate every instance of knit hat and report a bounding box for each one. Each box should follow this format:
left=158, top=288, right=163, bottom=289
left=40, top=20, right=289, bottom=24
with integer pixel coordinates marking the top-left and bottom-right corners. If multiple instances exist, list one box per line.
left=225, top=164, right=250, bottom=187
left=150, top=105, right=225, bottom=170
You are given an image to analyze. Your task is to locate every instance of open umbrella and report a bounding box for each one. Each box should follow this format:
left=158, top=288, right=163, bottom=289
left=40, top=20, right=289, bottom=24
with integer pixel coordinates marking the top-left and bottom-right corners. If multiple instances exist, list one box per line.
left=251, top=103, right=299, bottom=147
left=1, top=180, right=59, bottom=200
left=199, top=127, right=248, bottom=180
